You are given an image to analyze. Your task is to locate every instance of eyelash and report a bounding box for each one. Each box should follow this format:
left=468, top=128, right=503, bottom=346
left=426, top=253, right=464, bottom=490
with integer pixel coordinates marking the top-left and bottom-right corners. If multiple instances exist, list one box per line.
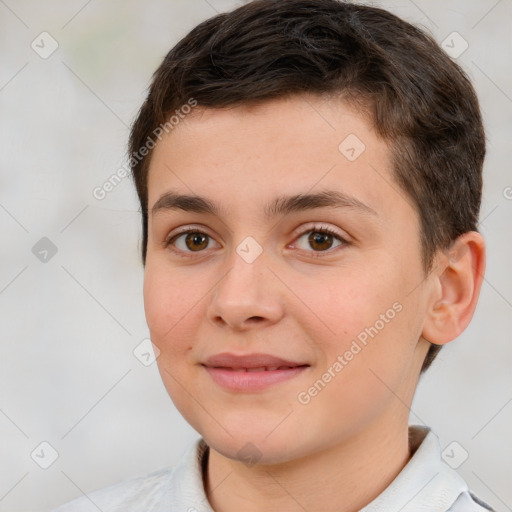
left=164, top=223, right=349, bottom=259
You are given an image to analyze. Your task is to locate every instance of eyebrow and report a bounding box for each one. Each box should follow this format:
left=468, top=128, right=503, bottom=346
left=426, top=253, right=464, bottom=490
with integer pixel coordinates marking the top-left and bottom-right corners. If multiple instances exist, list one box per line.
left=150, top=189, right=377, bottom=218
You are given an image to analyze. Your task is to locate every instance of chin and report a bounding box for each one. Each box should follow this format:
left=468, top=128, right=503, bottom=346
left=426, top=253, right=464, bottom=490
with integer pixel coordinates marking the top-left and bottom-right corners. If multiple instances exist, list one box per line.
left=201, top=425, right=306, bottom=466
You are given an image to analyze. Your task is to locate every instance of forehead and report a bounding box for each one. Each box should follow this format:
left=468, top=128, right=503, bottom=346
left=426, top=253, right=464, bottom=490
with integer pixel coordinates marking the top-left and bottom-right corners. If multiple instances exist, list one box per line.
left=146, top=94, right=411, bottom=221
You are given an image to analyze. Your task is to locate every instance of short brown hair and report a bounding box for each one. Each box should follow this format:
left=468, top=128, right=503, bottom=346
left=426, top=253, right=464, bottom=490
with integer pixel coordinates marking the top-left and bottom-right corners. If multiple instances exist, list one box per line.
left=129, top=0, right=485, bottom=372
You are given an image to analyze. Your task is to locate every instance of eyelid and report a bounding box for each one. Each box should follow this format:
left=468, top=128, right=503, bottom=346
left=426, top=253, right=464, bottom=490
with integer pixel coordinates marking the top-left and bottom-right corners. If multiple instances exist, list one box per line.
left=291, top=222, right=349, bottom=242
left=288, top=222, right=350, bottom=256
left=164, top=222, right=350, bottom=257
left=164, top=224, right=215, bottom=244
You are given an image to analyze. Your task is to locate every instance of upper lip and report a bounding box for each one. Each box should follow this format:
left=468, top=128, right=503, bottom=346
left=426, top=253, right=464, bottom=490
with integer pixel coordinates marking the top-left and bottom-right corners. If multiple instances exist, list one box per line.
left=202, top=352, right=309, bottom=369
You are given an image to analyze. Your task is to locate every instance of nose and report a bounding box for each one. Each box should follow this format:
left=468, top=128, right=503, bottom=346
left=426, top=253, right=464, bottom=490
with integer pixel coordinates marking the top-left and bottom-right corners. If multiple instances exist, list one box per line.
left=206, top=243, right=285, bottom=331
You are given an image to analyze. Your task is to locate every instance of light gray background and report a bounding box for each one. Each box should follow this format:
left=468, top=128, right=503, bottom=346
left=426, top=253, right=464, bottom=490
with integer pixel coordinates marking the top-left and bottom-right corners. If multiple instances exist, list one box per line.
left=1, top=1, right=510, bottom=511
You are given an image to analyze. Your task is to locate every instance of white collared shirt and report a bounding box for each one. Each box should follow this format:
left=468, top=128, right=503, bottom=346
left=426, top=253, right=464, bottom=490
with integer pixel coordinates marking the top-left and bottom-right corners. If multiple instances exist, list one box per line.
left=53, top=425, right=496, bottom=512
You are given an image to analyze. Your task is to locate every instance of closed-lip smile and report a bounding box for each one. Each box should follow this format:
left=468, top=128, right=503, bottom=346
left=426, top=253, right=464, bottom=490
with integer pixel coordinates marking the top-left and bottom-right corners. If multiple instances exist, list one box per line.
left=202, top=352, right=310, bottom=391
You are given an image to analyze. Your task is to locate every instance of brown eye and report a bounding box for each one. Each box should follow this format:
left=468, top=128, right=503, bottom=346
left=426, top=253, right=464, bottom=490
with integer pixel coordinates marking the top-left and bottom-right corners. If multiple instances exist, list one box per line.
left=166, top=230, right=217, bottom=255
left=184, top=232, right=209, bottom=251
left=294, top=226, right=346, bottom=254
left=308, top=231, right=335, bottom=251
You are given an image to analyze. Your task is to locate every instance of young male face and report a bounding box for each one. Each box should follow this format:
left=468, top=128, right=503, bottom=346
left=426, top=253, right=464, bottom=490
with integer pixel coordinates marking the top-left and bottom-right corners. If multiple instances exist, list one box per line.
left=143, top=94, right=432, bottom=464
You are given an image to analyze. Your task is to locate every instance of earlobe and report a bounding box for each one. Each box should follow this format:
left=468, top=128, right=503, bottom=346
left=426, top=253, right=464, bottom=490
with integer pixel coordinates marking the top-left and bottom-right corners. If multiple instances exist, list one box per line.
left=422, top=231, right=486, bottom=346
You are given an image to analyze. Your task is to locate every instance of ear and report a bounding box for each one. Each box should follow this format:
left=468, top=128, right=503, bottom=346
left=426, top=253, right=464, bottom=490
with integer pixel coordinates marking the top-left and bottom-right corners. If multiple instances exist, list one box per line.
left=422, top=231, right=486, bottom=345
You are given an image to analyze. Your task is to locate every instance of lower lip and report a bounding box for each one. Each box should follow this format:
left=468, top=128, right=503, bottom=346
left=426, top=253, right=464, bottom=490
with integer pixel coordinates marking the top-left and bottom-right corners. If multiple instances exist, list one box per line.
left=203, top=365, right=309, bottom=392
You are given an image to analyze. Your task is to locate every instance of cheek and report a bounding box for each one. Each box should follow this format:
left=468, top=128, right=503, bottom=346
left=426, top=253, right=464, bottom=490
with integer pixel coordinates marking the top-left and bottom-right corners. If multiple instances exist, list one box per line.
left=303, top=265, right=395, bottom=344
left=143, top=267, right=170, bottom=337
left=306, top=261, right=418, bottom=374
left=143, top=264, right=200, bottom=350
left=143, top=265, right=202, bottom=408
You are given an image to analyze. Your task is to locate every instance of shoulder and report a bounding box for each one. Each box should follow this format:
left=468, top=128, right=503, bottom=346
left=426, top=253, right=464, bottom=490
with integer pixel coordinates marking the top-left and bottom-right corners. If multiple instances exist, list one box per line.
left=52, top=466, right=175, bottom=512
left=52, top=437, right=208, bottom=512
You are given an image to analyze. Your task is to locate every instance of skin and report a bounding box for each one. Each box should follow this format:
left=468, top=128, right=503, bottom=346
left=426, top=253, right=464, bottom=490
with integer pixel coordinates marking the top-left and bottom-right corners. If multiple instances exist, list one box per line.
left=143, top=93, right=485, bottom=512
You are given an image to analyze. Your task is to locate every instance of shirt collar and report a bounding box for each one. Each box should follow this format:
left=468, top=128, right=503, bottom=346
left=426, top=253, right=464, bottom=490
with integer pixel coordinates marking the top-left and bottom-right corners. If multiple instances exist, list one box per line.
left=166, top=425, right=468, bottom=512
left=361, top=425, right=468, bottom=512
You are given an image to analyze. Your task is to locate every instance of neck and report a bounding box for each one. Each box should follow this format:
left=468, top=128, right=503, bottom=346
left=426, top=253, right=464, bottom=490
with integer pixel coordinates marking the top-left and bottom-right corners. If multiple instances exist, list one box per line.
left=204, top=419, right=411, bottom=512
